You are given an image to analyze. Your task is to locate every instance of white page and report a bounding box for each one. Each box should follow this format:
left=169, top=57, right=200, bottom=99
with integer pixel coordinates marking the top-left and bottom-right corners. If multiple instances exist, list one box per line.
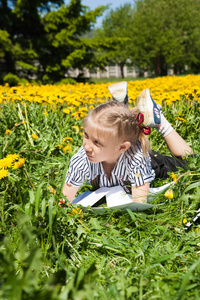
left=106, top=183, right=172, bottom=208
left=92, top=201, right=164, bottom=212
left=148, top=182, right=172, bottom=202
left=72, top=190, right=92, bottom=204
left=149, top=182, right=172, bottom=194
left=106, top=186, right=132, bottom=207
left=72, top=182, right=172, bottom=212
left=77, top=186, right=111, bottom=207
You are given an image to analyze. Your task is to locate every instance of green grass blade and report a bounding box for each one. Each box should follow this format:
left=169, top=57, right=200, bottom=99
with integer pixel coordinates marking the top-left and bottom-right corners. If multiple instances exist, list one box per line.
left=48, top=198, right=53, bottom=229
left=178, top=258, right=200, bottom=299
left=58, top=164, right=69, bottom=199
left=41, top=198, right=46, bottom=218
left=35, top=182, right=46, bottom=217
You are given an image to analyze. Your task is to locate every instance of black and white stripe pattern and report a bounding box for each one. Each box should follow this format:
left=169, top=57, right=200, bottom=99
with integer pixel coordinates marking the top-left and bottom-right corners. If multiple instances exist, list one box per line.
left=66, top=143, right=155, bottom=190
left=184, top=208, right=200, bottom=231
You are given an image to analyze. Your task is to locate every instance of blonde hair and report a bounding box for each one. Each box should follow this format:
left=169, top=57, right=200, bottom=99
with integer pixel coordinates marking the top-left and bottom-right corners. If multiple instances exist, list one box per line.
left=84, top=101, right=151, bottom=158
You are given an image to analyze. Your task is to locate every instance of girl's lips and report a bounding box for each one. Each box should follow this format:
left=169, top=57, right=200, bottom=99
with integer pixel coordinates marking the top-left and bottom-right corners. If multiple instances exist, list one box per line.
left=86, top=153, right=92, bottom=159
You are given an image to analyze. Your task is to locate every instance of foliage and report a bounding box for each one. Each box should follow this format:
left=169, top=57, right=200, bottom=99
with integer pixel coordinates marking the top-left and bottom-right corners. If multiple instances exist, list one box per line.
left=0, top=0, right=107, bottom=83
left=0, top=29, right=13, bottom=58
left=57, top=78, right=77, bottom=85
left=0, top=77, right=200, bottom=299
left=40, top=0, right=107, bottom=81
left=130, top=0, right=200, bottom=76
left=3, top=73, right=20, bottom=86
left=2, top=0, right=200, bottom=82
left=94, top=0, right=200, bottom=77
left=94, top=4, right=133, bottom=78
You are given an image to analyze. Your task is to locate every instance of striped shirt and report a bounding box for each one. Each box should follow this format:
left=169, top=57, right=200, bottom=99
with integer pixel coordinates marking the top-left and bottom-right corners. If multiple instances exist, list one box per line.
left=66, top=143, right=155, bottom=193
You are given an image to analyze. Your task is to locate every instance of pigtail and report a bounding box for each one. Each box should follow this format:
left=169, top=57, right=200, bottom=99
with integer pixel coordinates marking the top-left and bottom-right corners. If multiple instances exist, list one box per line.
left=129, top=107, right=151, bottom=159
left=138, top=131, right=151, bottom=160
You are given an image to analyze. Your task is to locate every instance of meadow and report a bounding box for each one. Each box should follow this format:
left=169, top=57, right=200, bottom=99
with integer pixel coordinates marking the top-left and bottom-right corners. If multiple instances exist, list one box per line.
left=0, top=74, right=200, bottom=300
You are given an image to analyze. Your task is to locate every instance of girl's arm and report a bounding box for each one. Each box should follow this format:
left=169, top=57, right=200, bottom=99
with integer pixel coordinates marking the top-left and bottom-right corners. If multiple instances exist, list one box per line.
left=131, top=182, right=149, bottom=203
left=62, top=182, right=80, bottom=203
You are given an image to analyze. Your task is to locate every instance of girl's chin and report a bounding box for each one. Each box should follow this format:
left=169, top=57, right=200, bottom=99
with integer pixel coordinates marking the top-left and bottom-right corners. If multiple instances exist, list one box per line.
left=87, top=156, right=98, bottom=163
left=87, top=155, right=94, bottom=161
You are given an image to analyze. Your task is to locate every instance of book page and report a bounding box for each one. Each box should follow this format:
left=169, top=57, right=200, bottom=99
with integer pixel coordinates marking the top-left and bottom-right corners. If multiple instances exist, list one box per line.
left=75, top=187, right=110, bottom=207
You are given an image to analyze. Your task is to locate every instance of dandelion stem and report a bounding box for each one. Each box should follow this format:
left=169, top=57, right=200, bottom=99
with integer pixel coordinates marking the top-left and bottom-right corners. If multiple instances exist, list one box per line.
left=24, top=169, right=35, bottom=189
left=2, top=141, right=8, bottom=153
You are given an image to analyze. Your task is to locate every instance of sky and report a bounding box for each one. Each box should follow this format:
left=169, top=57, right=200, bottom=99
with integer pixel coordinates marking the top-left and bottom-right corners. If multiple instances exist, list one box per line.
left=64, top=0, right=133, bottom=27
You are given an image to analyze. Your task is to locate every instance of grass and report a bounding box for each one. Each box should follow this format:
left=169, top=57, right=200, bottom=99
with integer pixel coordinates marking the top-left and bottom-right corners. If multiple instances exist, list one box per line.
left=0, top=80, right=200, bottom=299
left=89, top=76, right=150, bottom=84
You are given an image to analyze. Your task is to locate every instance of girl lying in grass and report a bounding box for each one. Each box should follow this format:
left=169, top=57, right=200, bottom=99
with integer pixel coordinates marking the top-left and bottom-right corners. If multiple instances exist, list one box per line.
left=61, top=82, right=193, bottom=204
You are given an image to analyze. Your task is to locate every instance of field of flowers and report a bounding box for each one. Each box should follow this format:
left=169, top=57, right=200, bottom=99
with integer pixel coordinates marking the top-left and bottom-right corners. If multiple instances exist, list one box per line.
left=0, top=74, right=200, bottom=299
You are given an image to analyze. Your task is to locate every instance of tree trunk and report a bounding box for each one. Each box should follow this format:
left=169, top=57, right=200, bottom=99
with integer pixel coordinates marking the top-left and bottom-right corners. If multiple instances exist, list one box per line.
left=4, top=52, right=15, bottom=74
left=155, top=55, right=167, bottom=76
left=173, top=64, right=178, bottom=75
left=119, top=62, right=124, bottom=78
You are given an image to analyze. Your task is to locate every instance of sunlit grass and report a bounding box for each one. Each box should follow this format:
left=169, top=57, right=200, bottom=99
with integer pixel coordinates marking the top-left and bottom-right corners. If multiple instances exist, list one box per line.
left=0, top=75, right=200, bottom=299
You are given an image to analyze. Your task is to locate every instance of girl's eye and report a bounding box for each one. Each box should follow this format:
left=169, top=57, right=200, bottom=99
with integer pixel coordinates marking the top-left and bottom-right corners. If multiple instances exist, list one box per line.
left=84, top=132, right=88, bottom=138
left=94, top=140, right=102, bottom=146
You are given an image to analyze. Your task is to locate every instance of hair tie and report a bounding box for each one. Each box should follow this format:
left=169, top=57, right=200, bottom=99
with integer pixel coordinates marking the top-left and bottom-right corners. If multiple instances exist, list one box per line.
left=136, top=113, right=151, bottom=135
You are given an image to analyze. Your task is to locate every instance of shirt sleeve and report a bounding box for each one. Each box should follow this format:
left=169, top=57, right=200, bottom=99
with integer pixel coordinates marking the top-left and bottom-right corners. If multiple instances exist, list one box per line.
left=65, top=148, right=90, bottom=187
left=128, top=152, right=155, bottom=187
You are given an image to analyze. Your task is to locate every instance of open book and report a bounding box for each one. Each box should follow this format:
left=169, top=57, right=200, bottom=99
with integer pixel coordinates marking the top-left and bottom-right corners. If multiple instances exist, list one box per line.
left=72, top=183, right=172, bottom=212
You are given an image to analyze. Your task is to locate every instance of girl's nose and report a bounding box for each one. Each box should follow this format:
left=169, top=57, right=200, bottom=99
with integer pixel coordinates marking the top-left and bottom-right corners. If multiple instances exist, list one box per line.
left=83, top=139, right=92, bottom=152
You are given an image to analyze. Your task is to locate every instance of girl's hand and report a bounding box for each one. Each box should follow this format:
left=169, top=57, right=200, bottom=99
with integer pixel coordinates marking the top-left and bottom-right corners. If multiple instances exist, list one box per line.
left=62, top=182, right=80, bottom=203
left=131, top=182, right=149, bottom=203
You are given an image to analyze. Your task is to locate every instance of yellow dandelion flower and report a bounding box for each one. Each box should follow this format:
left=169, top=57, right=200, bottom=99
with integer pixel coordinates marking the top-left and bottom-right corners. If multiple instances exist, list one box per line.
left=70, top=208, right=83, bottom=218
left=0, top=158, right=12, bottom=168
left=164, top=189, right=174, bottom=199
left=79, top=107, right=88, bottom=112
left=32, top=133, right=39, bottom=139
left=183, top=218, right=188, bottom=224
left=0, top=154, right=20, bottom=169
left=72, top=125, right=79, bottom=133
left=63, top=144, right=72, bottom=153
left=171, top=172, right=177, bottom=183
left=6, top=154, right=20, bottom=161
left=71, top=100, right=81, bottom=106
left=0, top=168, right=8, bottom=179
left=62, top=137, right=73, bottom=143
left=56, top=144, right=63, bottom=149
left=63, top=109, right=71, bottom=114
left=175, top=117, right=186, bottom=122
left=78, top=112, right=86, bottom=118
left=67, top=106, right=74, bottom=111
left=48, top=185, right=56, bottom=194
left=5, top=129, right=12, bottom=134
left=195, top=228, right=199, bottom=232
left=12, top=158, right=26, bottom=169
left=166, top=100, right=173, bottom=106
left=70, top=112, right=77, bottom=118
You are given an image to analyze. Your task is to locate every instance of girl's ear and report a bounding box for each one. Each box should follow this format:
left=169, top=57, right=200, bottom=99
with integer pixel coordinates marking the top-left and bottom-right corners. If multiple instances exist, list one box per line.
left=119, top=141, right=131, bottom=153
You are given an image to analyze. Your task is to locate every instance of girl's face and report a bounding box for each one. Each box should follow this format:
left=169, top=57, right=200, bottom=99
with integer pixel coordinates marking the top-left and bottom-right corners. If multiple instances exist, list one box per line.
left=83, top=123, right=124, bottom=165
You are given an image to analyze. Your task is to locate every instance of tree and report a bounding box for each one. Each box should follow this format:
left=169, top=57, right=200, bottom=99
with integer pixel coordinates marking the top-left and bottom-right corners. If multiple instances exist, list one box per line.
left=0, top=0, right=65, bottom=79
left=94, top=3, right=133, bottom=78
left=0, top=0, right=107, bottom=82
left=130, top=0, right=200, bottom=76
left=40, top=0, right=107, bottom=81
